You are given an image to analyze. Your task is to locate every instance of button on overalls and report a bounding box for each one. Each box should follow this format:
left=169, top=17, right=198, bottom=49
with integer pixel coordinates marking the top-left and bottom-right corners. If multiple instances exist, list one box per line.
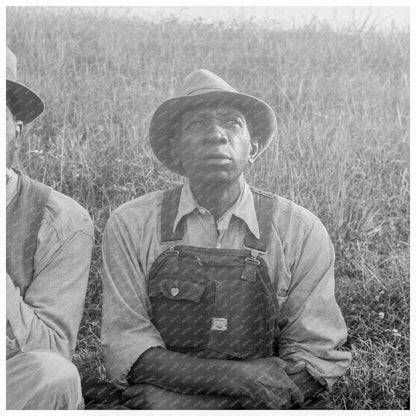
left=148, top=186, right=280, bottom=360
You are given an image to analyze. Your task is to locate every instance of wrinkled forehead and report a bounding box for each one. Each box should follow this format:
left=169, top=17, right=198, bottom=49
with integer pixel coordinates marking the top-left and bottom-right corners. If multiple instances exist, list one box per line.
left=181, top=104, right=246, bottom=123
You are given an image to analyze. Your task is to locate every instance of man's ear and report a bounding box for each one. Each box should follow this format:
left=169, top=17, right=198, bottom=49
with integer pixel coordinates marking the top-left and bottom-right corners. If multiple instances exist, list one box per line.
left=15, top=121, right=23, bottom=151
left=248, top=138, right=260, bottom=164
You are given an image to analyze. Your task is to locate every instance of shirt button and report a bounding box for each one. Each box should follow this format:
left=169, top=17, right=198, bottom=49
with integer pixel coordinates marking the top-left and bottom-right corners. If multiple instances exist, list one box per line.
left=171, top=287, right=179, bottom=297
left=198, top=208, right=206, bottom=215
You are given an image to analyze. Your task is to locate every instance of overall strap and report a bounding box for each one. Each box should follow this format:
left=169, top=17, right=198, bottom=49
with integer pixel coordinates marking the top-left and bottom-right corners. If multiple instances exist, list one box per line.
left=244, top=187, right=276, bottom=254
left=161, top=185, right=185, bottom=242
left=241, top=188, right=281, bottom=320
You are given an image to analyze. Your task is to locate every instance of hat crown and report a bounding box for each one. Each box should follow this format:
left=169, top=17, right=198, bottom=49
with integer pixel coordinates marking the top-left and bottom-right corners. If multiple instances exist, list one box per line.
left=6, top=46, right=45, bottom=124
left=181, top=69, right=238, bottom=97
left=6, top=47, right=17, bottom=81
left=150, top=69, right=277, bottom=176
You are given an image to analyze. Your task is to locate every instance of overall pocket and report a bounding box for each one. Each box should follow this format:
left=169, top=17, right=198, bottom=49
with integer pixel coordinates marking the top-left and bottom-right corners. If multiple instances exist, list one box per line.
left=149, top=278, right=208, bottom=350
left=228, top=279, right=268, bottom=356
left=206, top=278, right=269, bottom=358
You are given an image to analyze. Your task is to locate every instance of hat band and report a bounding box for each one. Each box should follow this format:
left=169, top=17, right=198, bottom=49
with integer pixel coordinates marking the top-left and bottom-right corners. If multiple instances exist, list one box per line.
left=187, top=86, right=237, bottom=96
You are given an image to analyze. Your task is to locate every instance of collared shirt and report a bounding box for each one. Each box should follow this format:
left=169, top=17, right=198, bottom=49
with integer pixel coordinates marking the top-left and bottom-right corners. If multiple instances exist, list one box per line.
left=102, top=179, right=351, bottom=389
left=6, top=169, right=94, bottom=359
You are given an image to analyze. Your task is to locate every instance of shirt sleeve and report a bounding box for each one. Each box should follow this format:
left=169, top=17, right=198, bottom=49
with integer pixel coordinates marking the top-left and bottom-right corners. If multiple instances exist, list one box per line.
left=6, top=228, right=93, bottom=358
left=101, top=211, right=165, bottom=389
left=277, top=219, right=352, bottom=390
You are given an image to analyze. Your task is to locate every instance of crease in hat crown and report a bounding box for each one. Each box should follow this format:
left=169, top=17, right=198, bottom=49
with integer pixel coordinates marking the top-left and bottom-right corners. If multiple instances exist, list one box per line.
left=182, top=69, right=238, bottom=96
left=6, top=46, right=45, bottom=124
left=149, top=68, right=278, bottom=176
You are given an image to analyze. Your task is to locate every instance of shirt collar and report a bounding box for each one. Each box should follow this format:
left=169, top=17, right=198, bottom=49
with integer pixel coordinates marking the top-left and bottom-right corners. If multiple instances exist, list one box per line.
left=231, top=182, right=260, bottom=239
left=173, top=179, right=260, bottom=239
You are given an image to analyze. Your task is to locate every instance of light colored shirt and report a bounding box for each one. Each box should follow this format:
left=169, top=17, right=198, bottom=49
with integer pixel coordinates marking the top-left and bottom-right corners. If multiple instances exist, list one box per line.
left=6, top=168, right=94, bottom=359
left=102, top=179, right=351, bottom=389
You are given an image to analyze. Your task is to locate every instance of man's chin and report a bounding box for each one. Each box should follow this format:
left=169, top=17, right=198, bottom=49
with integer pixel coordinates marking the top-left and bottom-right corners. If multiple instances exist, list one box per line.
left=189, top=170, right=232, bottom=188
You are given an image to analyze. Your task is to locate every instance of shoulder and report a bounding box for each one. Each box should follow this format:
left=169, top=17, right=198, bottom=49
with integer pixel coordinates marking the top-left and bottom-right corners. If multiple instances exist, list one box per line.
left=106, top=189, right=165, bottom=229
left=111, top=189, right=165, bottom=219
left=250, top=187, right=328, bottom=247
left=250, top=188, right=333, bottom=272
left=274, top=195, right=320, bottom=230
left=251, top=187, right=319, bottom=229
left=43, top=187, right=94, bottom=241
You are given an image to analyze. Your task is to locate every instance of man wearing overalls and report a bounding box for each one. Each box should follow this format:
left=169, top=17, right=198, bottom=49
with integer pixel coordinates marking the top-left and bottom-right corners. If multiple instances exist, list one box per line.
left=102, top=69, right=351, bottom=409
left=6, top=46, right=93, bottom=409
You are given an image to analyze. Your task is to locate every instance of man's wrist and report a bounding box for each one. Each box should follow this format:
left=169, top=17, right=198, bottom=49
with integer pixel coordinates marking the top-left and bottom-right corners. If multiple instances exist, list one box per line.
left=288, top=369, right=324, bottom=399
left=225, top=360, right=255, bottom=397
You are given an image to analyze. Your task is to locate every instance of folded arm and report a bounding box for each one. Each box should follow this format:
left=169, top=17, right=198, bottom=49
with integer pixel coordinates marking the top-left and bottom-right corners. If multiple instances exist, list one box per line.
left=102, top=207, right=324, bottom=408
left=7, top=229, right=93, bottom=358
left=126, top=347, right=317, bottom=409
left=276, top=219, right=352, bottom=389
left=124, top=220, right=349, bottom=408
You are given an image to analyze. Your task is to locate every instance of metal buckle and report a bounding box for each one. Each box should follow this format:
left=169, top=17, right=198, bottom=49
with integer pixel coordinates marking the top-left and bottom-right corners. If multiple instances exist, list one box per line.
left=244, top=257, right=260, bottom=266
left=165, top=246, right=180, bottom=256
left=243, top=246, right=267, bottom=256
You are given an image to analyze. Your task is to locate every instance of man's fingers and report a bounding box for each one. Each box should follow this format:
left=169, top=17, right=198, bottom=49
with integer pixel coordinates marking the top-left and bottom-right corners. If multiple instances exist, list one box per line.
left=270, top=356, right=287, bottom=369
left=121, top=384, right=146, bottom=400
left=270, top=357, right=305, bottom=375
left=285, top=360, right=306, bottom=375
left=123, top=395, right=146, bottom=409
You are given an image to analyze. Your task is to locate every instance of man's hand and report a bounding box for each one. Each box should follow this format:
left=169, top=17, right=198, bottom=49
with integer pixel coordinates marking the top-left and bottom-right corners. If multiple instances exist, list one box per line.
left=121, top=384, right=243, bottom=410
left=235, top=357, right=305, bottom=409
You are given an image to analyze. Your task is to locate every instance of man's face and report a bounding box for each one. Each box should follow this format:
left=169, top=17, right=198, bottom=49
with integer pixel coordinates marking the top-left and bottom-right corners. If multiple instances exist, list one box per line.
left=175, top=105, right=259, bottom=187
left=6, top=105, right=19, bottom=169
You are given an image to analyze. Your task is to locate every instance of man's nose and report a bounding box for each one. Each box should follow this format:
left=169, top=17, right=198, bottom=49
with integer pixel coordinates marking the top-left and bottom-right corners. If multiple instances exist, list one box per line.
left=203, top=122, right=228, bottom=144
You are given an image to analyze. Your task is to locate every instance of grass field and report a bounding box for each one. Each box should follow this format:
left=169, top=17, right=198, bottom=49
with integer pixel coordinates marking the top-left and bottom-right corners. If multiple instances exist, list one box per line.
left=6, top=6, right=410, bottom=410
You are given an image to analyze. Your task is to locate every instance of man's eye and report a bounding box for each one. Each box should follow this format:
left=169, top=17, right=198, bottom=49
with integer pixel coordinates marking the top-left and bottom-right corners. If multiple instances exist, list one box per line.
left=227, top=118, right=242, bottom=127
left=185, top=120, right=203, bottom=130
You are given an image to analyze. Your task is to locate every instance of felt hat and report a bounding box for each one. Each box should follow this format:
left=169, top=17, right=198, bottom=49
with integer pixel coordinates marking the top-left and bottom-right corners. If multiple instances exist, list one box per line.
left=149, top=69, right=277, bottom=176
left=6, top=46, right=44, bottom=124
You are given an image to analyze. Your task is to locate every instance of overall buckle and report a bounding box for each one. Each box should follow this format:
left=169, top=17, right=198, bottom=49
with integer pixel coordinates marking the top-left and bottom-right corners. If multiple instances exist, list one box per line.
left=165, top=246, right=180, bottom=256
left=241, top=249, right=261, bottom=282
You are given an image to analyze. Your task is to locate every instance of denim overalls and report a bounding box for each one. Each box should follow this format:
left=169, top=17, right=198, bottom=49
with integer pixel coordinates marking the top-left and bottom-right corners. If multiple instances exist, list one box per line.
left=148, top=186, right=280, bottom=361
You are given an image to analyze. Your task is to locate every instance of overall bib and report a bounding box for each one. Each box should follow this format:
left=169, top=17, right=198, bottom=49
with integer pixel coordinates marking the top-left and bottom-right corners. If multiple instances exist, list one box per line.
left=148, top=186, right=280, bottom=361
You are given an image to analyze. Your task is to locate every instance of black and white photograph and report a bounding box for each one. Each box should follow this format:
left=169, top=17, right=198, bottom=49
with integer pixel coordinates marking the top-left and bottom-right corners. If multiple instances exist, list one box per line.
left=5, top=4, right=410, bottom=410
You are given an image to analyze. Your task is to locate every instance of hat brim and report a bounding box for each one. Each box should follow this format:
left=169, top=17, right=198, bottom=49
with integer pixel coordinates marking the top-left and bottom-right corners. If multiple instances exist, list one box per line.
left=6, top=80, right=44, bottom=125
left=149, top=90, right=277, bottom=176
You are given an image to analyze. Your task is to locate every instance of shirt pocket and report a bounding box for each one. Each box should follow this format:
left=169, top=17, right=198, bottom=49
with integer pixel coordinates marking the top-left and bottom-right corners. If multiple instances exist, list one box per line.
left=148, top=278, right=209, bottom=350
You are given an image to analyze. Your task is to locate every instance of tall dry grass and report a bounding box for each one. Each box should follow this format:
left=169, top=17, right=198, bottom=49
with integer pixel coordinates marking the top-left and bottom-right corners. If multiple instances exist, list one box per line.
left=6, top=6, right=409, bottom=409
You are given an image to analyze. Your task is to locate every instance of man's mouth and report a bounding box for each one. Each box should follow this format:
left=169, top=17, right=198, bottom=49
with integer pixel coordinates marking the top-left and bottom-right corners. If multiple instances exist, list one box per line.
left=202, top=154, right=231, bottom=161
